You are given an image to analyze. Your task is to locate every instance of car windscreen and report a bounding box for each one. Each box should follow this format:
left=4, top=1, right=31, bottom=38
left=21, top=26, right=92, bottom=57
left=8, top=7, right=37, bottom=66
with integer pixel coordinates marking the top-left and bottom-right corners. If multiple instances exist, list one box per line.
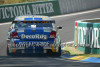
left=14, top=22, right=53, bottom=28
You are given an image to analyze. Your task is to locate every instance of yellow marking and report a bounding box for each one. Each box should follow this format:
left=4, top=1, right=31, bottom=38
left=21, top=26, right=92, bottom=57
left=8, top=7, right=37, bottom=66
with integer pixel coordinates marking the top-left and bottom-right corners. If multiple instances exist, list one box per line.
left=51, top=46, right=55, bottom=52
left=10, top=26, right=12, bottom=29
left=42, top=17, right=44, bottom=19
left=61, top=48, right=65, bottom=50
left=13, top=46, right=16, bottom=53
left=68, top=56, right=89, bottom=60
left=22, top=17, right=25, bottom=20
left=36, top=16, right=38, bottom=17
left=51, top=41, right=55, bottom=52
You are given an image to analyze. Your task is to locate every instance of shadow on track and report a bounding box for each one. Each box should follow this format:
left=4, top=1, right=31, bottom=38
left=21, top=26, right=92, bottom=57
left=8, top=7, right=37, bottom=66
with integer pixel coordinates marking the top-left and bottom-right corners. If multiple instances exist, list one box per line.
left=0, top=54, right=61, bottom=67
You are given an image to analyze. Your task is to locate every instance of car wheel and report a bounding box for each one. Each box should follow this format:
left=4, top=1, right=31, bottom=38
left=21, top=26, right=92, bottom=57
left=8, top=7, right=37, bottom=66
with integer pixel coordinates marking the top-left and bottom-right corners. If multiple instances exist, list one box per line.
left=47, top=46, right=61, bottom=57
left=7, top=46, right=10, bottom=56
left=7, top=46, right=12, bottom=56
left=51, top=46, right=61, bottom=57
left=56, top=46, right=61, bottom=57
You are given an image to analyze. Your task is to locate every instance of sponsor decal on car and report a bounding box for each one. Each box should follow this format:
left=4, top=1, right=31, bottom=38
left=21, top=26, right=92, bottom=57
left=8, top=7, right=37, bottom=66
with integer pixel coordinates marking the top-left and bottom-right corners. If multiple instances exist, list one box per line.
left=15, top=42, right=50, bottom=48
left=21, top=34, right=47, bottom=40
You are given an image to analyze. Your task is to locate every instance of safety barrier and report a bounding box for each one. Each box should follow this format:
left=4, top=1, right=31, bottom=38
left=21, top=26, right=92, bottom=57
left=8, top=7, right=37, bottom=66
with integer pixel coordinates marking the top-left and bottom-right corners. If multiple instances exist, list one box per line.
left=1, top=0, right=100, bottom=23
left=74, top=18, right=100, bottom=54
left=58, top=0, right=100, bottom=14
left=0, top=0, right=61, bottom=22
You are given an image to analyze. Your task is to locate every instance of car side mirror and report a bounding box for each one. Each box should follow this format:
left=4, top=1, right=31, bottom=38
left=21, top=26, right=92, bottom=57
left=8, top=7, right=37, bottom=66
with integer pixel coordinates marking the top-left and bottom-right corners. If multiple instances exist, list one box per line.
left=57, top=26, right=62, bottom=29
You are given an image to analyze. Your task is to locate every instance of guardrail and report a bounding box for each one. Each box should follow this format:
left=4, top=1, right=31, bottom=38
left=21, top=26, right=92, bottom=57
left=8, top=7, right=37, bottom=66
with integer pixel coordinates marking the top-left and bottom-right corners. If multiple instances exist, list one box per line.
left=0, top=0, right=61, bottom=22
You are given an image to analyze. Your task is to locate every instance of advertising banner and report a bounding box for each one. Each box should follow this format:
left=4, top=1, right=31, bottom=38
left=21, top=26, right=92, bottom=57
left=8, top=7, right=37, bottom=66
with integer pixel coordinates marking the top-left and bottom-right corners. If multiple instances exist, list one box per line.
left=0, top=1, right=61, bottom=22
left=75, top=19, right=100, bottom=54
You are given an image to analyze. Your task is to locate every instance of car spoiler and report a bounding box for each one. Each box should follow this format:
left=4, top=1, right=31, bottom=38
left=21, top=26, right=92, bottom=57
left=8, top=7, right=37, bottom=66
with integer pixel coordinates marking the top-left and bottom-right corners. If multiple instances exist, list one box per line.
left=13, top=20, right=55, bottom=23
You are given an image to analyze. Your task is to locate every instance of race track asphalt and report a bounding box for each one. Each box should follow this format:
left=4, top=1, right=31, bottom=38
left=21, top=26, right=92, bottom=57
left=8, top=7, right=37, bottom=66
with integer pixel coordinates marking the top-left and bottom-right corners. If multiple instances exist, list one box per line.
left=0, top=10, right=100, bottom=67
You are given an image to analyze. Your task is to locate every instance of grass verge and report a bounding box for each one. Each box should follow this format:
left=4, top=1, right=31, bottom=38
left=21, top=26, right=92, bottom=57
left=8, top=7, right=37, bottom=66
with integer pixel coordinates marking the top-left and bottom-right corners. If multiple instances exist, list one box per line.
left=63, top=45, right=100, bottom=58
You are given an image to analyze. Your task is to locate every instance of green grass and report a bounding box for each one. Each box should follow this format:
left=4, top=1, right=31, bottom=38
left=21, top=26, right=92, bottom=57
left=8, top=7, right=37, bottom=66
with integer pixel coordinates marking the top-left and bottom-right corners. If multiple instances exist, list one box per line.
left=63, top=45, right=84, bottom=55
left=64, top=45, right=100, bottom=58
left=0, top=0, right=48, bottom=5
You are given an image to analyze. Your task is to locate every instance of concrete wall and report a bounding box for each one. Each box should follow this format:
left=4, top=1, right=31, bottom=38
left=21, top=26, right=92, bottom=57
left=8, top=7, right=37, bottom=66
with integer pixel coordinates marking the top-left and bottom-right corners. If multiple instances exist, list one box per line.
left=0, top=0, right=60, bottom=22
left=58, top=0, right=100, bottom=14
left=1, top=0, right=100, bottom=22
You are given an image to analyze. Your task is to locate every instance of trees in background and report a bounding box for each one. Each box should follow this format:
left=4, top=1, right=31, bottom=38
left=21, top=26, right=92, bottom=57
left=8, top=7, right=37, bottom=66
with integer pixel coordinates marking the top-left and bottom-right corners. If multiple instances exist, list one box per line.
left=0, top=0, right=4, bottom=5
left=0, top=0, right=47, bottom=5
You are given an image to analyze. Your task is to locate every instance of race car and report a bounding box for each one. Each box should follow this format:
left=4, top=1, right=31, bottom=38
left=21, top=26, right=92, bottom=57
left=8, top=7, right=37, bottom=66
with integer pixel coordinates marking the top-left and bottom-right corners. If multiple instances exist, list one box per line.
left=7, top=15, right=62, bottom=56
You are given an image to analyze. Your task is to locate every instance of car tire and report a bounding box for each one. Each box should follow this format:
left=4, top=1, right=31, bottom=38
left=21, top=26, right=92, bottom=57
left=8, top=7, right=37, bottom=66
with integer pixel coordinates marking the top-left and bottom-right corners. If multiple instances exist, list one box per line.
left=55, top=46, right=61, bottom=57
left=7, top=46, right=10, bottom=56
left=7, top=46, right=12, bottom=56
left=51, top=46, right=61, bottom=57
left=47, top=46, right=61, bottom=57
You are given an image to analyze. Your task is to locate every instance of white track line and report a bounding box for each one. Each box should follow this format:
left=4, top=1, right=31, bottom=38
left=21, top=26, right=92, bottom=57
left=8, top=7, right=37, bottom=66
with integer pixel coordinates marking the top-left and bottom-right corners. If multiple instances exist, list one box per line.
left=0, top=22, right=11, bottom=26
left=0, top=8, right=100, bottom=26
left=51, top=8, right=100, bottom=18
left=62, top=41, right=74, bottom=45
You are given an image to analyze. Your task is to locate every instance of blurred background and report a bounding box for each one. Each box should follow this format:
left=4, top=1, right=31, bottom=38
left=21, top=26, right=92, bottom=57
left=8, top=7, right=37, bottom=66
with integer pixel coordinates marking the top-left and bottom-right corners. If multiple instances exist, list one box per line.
left=0, top=0, right=48, bottom=5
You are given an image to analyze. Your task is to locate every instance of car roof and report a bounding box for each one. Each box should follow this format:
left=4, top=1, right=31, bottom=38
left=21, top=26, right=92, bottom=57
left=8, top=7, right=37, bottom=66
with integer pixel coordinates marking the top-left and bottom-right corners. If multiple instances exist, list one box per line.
left=14, top=15, right=52, bottom=21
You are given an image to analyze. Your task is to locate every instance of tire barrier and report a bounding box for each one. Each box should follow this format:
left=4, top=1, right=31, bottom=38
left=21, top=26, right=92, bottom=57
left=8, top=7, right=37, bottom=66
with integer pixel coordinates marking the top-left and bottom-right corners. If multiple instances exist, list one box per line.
left=74, top=18, right=100, bottom=54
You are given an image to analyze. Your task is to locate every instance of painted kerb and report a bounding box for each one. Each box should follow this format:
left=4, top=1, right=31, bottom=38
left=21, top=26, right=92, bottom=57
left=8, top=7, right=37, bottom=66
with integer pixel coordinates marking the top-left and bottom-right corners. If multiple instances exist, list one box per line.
left=74, top=19, right=100, bottom=54
left=0, top=1, right=61, bottom=22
